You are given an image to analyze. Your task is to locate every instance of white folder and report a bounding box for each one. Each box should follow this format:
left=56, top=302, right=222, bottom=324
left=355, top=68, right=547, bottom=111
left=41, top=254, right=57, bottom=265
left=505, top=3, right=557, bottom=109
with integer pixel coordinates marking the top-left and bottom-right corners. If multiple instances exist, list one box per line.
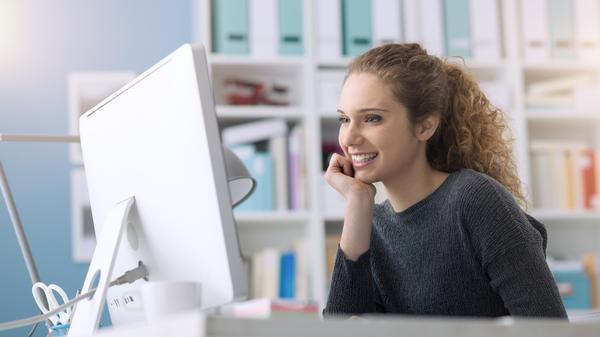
left=250, top=0, right=278, bottom=57
left=373, top=0, right=403, bottom=46
left=419, top=0, right=445, bottom=57
left=470, top=0, right=501, bottom=61
left=521, top=0, right=550, bottom=61
left=402, top=0, right=420, bottom=43
left=317, top=0, right=343, bottom=60
left=574, top=0, right=600, bottom=61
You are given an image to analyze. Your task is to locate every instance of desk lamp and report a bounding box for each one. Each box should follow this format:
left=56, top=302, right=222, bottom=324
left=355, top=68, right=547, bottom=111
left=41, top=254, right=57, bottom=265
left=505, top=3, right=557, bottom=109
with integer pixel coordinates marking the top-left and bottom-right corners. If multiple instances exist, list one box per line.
left=0, top=133, right=255, bottom=310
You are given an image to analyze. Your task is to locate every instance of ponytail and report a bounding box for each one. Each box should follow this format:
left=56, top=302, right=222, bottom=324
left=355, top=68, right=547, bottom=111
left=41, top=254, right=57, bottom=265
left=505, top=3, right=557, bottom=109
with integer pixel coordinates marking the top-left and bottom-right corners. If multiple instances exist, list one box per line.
left=431, top=62, right=526, bottom=208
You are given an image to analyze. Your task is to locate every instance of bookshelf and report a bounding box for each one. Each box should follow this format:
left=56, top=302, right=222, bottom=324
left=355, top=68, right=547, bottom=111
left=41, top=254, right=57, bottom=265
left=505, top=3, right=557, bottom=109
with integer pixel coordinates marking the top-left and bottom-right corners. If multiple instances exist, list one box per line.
left=194, top=0, right=600, bottom=311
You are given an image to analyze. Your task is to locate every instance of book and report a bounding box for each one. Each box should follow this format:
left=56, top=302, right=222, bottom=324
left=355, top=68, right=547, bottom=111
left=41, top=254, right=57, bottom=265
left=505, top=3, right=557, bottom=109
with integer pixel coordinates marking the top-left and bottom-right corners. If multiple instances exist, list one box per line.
left=223, top=119, right=289, bottom=211
left=293, top=240, right=309, bottom=301
left=548, top=0, right=575, bottom=59
left=521, top=0, right=550, bottom=61
left=316, top=0, right=342, bottom=60
left=212, top=0, right=250, bottom=54
left=254, top=248, right=281, bottom=299
left=443, top=0, right=472, bottom=58
left=418, top=0, right=445, bottom=57
left=231, top=298, right=319, bottom=319
left=222, top=118, right=288, bottom=146
left=278, top=0, right=304, bottom=55
left=325, top=235, right=341, bottom=279
left=279, top=250, right=296, bottom=299
left=232, top=145, right=276, bottom=212
left=288, top=124, right=305, bottom=210
left=372, top=0, right=402, bottom=46
left=342, top=0, right=373, bottom=56
left=250, top=0, right=278, bottom=57
left=574, top=0, right=600, bottom=61
left=529, top=141, right=597, bottom=211
left=469, top=0, right=501, bottom=62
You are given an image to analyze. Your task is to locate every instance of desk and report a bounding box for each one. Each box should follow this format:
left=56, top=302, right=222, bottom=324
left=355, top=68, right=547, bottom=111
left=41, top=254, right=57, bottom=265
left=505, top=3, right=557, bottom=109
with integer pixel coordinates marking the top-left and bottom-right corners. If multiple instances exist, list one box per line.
left=91, top=310, right=600, bottom=337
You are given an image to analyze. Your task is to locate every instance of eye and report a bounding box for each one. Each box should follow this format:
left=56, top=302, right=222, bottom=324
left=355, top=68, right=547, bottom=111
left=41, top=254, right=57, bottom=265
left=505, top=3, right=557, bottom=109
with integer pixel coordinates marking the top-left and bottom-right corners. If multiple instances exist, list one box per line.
left=365, top=115, right=381, bottom=123
left=337, top=116, right=350, bottom=124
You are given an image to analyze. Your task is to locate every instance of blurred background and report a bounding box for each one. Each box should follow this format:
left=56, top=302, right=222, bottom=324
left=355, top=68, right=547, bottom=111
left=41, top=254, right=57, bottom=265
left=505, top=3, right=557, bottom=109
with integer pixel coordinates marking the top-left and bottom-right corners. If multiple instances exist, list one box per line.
left=2, top=0, right=600, bottom=335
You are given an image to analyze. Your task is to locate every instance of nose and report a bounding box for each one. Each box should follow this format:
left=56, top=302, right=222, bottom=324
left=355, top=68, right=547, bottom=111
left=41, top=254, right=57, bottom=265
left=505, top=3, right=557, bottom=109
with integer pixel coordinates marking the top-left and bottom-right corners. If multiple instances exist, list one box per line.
left=339, top=120, right=363, bottom=148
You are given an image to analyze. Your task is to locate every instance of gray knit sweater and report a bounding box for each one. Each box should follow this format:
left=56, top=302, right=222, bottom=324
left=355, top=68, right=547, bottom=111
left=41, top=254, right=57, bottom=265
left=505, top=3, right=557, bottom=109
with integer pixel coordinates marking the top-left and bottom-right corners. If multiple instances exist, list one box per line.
left=324, top=169, right=567, bottom=318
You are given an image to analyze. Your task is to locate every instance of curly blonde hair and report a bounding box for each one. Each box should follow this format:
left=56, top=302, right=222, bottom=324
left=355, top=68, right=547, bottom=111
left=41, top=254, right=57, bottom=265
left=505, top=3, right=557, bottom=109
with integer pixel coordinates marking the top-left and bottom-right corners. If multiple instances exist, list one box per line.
left=347, top=43, right=526, bottom=208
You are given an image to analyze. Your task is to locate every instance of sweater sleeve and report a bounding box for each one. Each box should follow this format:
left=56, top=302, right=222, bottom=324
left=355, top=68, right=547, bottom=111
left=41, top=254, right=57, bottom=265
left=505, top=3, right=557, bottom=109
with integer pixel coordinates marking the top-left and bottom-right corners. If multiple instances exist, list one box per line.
left=462, top=176, right=567, bottom=318
left=322, top=246, right=383, bottom=316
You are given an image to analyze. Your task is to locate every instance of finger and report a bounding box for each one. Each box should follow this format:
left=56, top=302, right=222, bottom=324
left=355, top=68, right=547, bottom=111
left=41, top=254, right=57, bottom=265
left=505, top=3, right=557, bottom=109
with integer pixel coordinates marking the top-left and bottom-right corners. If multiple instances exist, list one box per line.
left=342, top=155, right=354, bottom=177
left=327, top=153, right=343, bottom=173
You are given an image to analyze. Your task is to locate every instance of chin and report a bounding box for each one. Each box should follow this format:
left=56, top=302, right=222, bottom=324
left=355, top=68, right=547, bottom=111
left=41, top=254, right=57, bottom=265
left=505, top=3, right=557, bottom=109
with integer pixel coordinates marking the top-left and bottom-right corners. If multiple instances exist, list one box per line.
left=354, top=172, right=378, bottom=184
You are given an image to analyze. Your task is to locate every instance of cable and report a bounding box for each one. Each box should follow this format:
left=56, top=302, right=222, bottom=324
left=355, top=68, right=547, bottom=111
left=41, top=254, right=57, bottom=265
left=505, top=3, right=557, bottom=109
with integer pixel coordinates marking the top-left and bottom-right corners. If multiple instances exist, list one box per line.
left=1, top=262, right=148, bottom=332
left=24, top=322, right=39, bottom=337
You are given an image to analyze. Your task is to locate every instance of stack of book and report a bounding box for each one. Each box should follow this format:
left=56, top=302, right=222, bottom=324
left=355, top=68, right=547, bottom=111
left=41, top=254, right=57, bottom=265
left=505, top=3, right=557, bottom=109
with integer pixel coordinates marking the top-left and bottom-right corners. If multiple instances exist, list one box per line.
left=228, top=298, right=319, bottom=319
left=249, top=240, right=308, bottom=301
left=530, top=141, right=600, bottom=211
left=222, top=118, right=306, bottom=212
left=525, top=74, right=600, bottom=114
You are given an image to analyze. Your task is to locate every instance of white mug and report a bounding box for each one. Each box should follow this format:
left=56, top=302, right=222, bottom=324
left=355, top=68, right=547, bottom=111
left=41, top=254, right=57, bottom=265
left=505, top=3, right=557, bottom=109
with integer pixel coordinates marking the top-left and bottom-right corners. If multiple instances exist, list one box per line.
left=141, top=281, right=202, bottom=322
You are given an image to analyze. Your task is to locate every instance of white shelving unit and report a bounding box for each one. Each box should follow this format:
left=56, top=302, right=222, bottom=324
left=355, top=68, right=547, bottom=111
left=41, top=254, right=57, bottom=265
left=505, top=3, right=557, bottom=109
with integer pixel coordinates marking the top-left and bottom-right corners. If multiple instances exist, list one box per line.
left=194, top=0, right=600, bottom=309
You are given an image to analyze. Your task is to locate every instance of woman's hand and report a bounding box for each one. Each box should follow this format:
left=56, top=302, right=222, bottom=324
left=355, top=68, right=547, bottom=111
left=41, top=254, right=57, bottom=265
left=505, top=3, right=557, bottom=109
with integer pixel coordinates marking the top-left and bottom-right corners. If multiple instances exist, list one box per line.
left=324, top=153, right=376, bottom=261
left=324, top=153, right=376, bottom=201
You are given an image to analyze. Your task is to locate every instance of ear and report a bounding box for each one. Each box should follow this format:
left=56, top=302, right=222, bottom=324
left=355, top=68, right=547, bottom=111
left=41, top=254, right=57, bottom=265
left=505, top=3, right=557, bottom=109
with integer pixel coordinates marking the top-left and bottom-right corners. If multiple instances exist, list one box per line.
left=415, top=115, right=440, bottom=142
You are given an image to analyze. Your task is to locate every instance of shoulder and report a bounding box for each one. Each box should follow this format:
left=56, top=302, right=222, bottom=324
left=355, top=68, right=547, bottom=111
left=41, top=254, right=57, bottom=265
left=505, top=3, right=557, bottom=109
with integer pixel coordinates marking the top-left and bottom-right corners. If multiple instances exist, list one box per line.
left=452, top=169, right=543, bottom=256
left=451, top=169, right=518, bottom=210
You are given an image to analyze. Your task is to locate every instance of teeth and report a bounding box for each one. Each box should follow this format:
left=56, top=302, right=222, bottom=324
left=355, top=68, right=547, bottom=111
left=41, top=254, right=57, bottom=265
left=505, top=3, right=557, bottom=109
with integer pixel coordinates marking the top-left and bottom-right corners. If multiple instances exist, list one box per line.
left=352, top=153, right=377, bottom=163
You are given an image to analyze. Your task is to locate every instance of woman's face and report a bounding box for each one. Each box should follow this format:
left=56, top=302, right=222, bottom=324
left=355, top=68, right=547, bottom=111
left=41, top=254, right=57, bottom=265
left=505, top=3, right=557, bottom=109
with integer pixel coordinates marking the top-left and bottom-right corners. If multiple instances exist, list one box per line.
left=337, top=72, right=421, bottom=184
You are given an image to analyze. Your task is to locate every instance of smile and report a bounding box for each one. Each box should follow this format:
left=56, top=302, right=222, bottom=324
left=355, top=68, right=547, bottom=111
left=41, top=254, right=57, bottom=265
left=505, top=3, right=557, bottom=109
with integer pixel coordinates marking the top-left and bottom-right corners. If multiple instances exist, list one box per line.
left=351, top=153, right=378, bottom=168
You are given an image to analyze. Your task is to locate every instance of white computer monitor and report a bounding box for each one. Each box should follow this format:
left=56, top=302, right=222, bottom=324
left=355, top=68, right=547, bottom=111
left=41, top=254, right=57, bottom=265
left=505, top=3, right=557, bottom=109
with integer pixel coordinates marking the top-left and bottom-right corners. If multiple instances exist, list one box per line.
left=77, top=44, right=247, bottom=326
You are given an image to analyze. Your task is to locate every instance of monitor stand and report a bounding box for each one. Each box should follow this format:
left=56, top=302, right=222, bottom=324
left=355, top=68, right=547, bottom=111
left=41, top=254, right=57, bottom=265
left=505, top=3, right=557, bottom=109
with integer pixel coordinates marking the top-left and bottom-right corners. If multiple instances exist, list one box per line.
left=68, top=196, right=135, bottom=337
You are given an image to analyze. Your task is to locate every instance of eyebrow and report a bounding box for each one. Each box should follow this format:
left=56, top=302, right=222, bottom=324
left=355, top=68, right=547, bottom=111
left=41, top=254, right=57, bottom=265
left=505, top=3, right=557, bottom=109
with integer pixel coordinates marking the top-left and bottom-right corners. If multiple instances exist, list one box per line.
left=337, top=108, right=389, bottom=114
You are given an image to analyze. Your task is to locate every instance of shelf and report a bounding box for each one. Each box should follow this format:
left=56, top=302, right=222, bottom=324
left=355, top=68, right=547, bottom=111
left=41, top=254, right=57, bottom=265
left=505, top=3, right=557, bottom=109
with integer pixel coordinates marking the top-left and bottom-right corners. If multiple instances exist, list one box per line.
left=446, top=58, right=506, bottom=71
left=233, top=211, right=310, bottom=224
left=322, top=212, right=344, bottom=222
left=209, top=54, right=305, bottom=67
left=523, top=61, right=600, bottom=72
left=530, top=210, right=600, bottom=222
left=526, top=108, right=600, bottom=121
left=215, top=105, right=305, bottom=120
left=317, top=58, right=353, bottom=68
left=317, top=57, right=506, bottom=71
left=567, top=309, right=600, bottom=322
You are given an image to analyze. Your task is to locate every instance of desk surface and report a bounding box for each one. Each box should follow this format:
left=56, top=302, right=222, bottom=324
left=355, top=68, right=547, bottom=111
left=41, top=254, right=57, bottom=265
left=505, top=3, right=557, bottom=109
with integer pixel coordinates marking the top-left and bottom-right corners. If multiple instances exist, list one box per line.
left=91, top=310, right=600, bottom=337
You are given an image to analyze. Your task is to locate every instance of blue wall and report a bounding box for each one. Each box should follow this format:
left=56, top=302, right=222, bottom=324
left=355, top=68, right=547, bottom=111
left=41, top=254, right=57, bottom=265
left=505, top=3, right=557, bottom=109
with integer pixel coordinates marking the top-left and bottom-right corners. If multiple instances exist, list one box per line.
left=0, top=1, right=193, bottom=335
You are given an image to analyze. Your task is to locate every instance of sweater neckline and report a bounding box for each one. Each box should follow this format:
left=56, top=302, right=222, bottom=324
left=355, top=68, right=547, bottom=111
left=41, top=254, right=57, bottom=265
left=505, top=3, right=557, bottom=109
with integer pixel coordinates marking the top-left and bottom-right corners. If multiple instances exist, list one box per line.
left=383, top=169, right=463, bottom=220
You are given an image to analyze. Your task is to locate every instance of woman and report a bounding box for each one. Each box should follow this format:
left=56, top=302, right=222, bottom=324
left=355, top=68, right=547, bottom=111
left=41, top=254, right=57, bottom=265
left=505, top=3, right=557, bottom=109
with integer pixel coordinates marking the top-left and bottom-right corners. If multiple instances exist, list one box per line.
left=323, top=43, right=567, bottom=318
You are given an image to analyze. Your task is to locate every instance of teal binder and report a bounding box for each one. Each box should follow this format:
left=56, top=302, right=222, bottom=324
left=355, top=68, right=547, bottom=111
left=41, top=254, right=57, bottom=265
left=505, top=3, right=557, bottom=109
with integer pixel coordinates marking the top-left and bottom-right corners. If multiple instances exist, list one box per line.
left=548, top=0, right=575, bottom=59
left=442, top=0, right=472, bottom=58
left=278, top=0, right=304, bottom=55
left=212, top=0, right=249, bottom=54
left=552, top=270, right=592, bottom=309
left=235, top=150, right=275, bottom=212
left=342, top=0, right=372, bottom=56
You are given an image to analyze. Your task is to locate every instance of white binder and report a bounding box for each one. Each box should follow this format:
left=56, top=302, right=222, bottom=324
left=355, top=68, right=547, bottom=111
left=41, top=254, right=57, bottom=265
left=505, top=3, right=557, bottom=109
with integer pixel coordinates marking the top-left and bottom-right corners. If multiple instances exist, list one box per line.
left=317, top=0, right=343, bottom=60
left=402, top=0, right=420, bottom=43
left=574, top=0, right=600, bottom=61
left=521, top=0, right=550, bottom=61
left=419, top=0, right=445, bottom=57
left=373, top=0, right=403, bottom=46
left=250, top=0, right=278, bottom=57
left=470, top=0, right=501, bottom=61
